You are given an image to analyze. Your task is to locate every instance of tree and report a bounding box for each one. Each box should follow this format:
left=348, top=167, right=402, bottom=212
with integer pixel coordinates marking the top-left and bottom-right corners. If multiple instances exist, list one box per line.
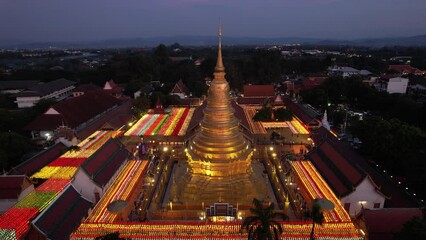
left=274, top=108, right=293, bottom=121
left=253, top=108, right=272, bottom=122
left=131, top=96, right=151, bottom=117
left=305, top=199, right=324, bottom=240
left=0, top=131, right=35, bottom=170
left=395, top=216, right=426, bottom=240
left=95, top=232, right=127, bottom=240
left=241, top=198, right=288, bottom=240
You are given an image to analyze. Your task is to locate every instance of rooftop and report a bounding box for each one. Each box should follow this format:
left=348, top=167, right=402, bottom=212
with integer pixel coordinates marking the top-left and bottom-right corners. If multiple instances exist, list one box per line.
left=243, top=84, right=275, bottom=97
left=31, top=185, right=92, bottom=240
left=25, top=90, right=124, bottom=131
left=16, top=78, right=75, bottom=97
left=81, top=138, right=130, bottom=186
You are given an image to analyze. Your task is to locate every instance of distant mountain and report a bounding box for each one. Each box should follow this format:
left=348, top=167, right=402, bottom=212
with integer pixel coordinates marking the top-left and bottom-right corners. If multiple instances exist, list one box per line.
left=1, top=35, right=426, bottom=49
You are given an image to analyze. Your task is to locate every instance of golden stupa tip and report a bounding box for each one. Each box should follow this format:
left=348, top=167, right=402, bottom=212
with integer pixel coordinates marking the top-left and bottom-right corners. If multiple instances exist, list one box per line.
left=215, top=21, right=225, bottom=72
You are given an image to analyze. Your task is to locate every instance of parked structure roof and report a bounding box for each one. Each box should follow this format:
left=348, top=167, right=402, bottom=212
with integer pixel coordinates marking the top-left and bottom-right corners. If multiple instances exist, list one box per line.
left=0, top=175, right=32, bottom=199
left=10, top=143, right=66, bottom=176
left=31, top=185, right=92, bottom=240
left=243, top=85, right=275, bottom=97
left=80, top=138, right=130, bottom=187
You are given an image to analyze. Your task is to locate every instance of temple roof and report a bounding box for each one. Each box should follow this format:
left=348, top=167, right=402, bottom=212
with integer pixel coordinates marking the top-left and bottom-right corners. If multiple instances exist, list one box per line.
left=26, top=90, right=124, bottom=131
left=32, top=185, right=92, bottom=240
left=10, top=142, right=66, bottom=176
left=80, top=138, right=130, bottom=187
left=243, top=85, right=275, bottom=97
left=0, top=175, right=32, bottom=199
left=360, top=208, right=423, bottom=240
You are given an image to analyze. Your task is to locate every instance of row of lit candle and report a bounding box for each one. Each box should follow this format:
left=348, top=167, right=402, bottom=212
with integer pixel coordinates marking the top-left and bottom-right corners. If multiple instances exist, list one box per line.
left=71, top=222, right=361, bottom=239
left=86, top=160, right=148, bottom=223
left=244, top=106, right=267, bottom=134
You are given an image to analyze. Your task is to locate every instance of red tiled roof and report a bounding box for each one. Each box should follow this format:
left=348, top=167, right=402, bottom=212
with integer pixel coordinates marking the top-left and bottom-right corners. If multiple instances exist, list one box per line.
left=76, top=100, right=132, bottom=140
left=26, top=90, right=124, bottom=131
left=307, top=139, right=366, bottom=197
left=320, top=141, right=364, bottom=185
left=32, top=185, right=92, bottom=240
left=302, top=76, right=327, bottom=89
left=237, top=97, right=274, bottom=105
left=388, top=65, right=420, bottom=74
left=362, top=208, right=422, bottom=240
left=72, top=83, right=100, bottom=93
left=187, top=102, right=206, bottom=133
left=81, top=139, right=130, bottom=186
left=283, top=97, right=316, bottom=125
left=312, top=127, right=418, bottom=207
left=177, top=98, right=201, bottom=107
left=0, top=176, right=32, bottom=199
left=231, top=101, right=251, bottom=132
left=171, top=79, right=190, bottom=95
left=10, top=143, right=66, bottom=176
left=243, top=85, right=275, bottom=97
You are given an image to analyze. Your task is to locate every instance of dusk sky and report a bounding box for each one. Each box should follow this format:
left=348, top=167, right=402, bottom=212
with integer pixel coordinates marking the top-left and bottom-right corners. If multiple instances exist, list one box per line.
left=1, top=0, right=426, bottom=42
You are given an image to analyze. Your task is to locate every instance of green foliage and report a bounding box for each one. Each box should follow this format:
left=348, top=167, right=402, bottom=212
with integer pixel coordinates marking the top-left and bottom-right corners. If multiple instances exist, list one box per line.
left=395, top=217, right=426, bottom=240
left=32, top=98, right=57, bottom=114
left=95, top=232, right=128, bottom=240
left=0, top=131, right=35, bottom=170
left=131, top=96, right=151, bottom=117
left=304, top=199, right=324, bottom=240
left=253, top=108, right=272, bottom=122
left=253, top=107, right=293, bottom=122
left=241, top=198, right=288, bottom=240
left=274, top=108, right=293, bottom=121
left=350, top=116, right=426, bottom=195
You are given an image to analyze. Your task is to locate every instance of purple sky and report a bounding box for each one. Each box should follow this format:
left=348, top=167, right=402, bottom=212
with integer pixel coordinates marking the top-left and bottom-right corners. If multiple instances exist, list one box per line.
left=1, top=0, right=425, bottom=42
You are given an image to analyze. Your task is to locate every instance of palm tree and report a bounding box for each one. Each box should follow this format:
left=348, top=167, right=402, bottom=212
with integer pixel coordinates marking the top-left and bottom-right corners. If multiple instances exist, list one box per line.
left=241, top=198, right=288, bottom=240
left=305, top=199, right=325, bottom=240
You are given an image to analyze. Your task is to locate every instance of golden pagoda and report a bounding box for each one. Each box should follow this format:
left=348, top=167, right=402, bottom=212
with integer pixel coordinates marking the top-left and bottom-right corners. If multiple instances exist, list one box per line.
left=178, top=24, right=265, bottom=206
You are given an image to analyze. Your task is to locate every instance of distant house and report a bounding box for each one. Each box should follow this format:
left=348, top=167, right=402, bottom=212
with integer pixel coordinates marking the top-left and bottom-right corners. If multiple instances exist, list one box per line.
left=9, top=142, right=67, bottom=176
left=14, top=78, right=76, bottom=108
left=328, top=65, right=372, bottom=78
left=0, top=80, right=40, bottom=94
left=282, top=97, right=321, bottom=129
left=103, top=80, right=124, bottom=98
left=72, top=83, right=101, bottom=97
left=388, top=65, right=424, bottom=75
left=305, top=139, right=387, bottom=217
left=25, top=90, right=131, bottom=146
left=27, top=185, right=92, bottom=240
left=170, top=79, right=190, bottom=99
left=72, top=138, right=131, bottom=203
left=302, top=73, right=328, bottom=89
left=377, top=75, right=409, bottom=94
left=357, top=208, right=423, bottom=240
left=237, top=84, right=275, bottom=105
left=0, top=176, right=34, bottom=214
left=311, top=127, right=419, bottom=213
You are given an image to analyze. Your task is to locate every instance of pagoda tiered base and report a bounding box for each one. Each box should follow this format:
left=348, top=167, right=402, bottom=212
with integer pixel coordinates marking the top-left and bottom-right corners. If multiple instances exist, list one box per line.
left=175, top=161, right=267, bottom=206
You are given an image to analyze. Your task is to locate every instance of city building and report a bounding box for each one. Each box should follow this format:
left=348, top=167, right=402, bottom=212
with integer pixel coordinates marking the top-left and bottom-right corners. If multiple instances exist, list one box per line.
left=0, top=80, right=40, bottom=94
left=0, top=176, right=34, bottom=214
left=25, top=90, right=131, bottom=146
left=388, top=64, right=424, bottom=75
left=14, top=78, right=75, bottom=108
left=377, top=75, right=409, bottom=94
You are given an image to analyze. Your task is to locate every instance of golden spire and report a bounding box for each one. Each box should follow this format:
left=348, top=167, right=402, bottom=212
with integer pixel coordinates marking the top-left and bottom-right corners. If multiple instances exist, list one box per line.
left=215, top=21, right=225, bottom=72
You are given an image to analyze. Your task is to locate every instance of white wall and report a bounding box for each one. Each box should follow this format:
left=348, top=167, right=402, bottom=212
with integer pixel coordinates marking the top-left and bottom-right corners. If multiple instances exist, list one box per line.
left=15, top=96, right=40, bottom=108
left=72, top=169, right=102, bottom=203
left=340, top=177, right=386, bottom=217
left=0, top=184, right=34, bottom=214
left=387, top=77, right=408, bottom=94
